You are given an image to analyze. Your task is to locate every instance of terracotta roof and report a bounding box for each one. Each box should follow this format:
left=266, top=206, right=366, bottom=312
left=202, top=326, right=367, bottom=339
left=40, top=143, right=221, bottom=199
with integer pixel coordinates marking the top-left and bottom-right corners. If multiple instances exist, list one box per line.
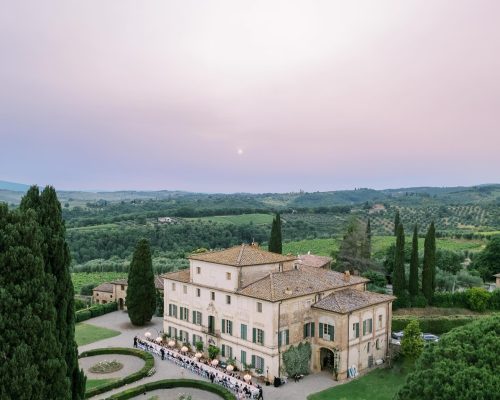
left=109, top=276, right=164, bottom=290
left=298, top=254, right=332, bottom=268
left=188, top=244, right=296, bottom=267
left=312, top=288, right=396, bottom=314
left=162, top=269, right=190, bottom=283
left=93, top=283, right=113, bottom=293
left=237, top=266, right=368, bottom=301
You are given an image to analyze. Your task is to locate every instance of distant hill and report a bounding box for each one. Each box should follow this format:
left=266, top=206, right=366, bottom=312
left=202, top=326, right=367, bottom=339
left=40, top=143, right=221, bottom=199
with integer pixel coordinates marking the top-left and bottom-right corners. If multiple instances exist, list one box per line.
left=0, top=180, right=30, bottom=192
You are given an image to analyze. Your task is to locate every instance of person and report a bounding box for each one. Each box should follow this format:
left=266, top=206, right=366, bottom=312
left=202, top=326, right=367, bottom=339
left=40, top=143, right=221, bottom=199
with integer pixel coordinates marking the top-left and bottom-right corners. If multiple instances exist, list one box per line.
left=160, top=348, right=165, bottom=360
left=133, top=336, right=137, bottom=348
left=257, top=386, right=264, bottom=400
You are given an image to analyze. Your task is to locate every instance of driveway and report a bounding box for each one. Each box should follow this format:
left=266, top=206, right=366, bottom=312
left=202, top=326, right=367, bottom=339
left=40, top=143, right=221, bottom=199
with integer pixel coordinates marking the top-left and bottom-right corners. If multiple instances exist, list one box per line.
left=79, top=311, right=339, bottom=400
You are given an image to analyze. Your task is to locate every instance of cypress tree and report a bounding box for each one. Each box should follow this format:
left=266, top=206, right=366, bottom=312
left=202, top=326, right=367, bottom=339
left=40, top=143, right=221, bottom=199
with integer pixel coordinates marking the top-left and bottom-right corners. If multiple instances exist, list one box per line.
left=268, top=213, right=282, bottom=254
left=392, top=223, right=406, bottom=296
left=127, top=239, right=156, bottom=326
left=422, top=222, right=436, bottom=302
left=20, top=186, right=86, bottom=399
left=361, top=218, right=372, bottom=259
left=0, top=205, right=69, bottom=399
left=394, top=210, right=400, bottom=236
left=409, top=224, right=419, bottom=297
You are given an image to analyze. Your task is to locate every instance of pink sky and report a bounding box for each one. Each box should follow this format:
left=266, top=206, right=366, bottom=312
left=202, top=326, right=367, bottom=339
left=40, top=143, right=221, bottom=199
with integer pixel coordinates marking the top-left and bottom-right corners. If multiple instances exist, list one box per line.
left=1, top=0, right=499, bottom=192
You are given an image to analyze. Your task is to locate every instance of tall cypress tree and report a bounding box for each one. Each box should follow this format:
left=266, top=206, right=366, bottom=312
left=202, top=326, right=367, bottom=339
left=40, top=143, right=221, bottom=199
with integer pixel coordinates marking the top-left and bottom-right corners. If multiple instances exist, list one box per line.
left=422, top=222, right=436, bottom=302
left=392, top=223, right=406, bottom=297
left=268, top=213, right=282, bottom=254
left=0, top=205, right=69, bottom=399
left=20, top=186, right=86, bottom=399
left=394, top=210, right=401, bottom=236
left=361, top=218, right=372, bottom=259
left=409, top=224, right=419, bottom=297
left=127, top=239, right=156, bottom=326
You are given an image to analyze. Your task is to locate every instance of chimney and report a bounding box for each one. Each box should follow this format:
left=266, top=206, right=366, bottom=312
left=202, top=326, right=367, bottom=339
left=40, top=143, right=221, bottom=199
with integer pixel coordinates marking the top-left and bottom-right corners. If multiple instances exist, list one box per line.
left=343, top=270, right=351, bottom=281
left=251, top=240, right=259, bottom=248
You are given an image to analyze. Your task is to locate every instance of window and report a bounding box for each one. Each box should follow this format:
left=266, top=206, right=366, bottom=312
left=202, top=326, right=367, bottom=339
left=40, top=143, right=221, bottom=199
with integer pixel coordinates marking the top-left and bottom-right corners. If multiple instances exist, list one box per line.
left=211, top=291, right=215, bottom=301
left=192, top=311, right=202, bottom=325
left=378, top=314, right=383, bottom=329
left=171, top=283, right=176, bottom=291
left=121, top=285, right=125, bottom=290
left=241, top=324, right=248, bottom=340
left=208, top=315, right=215, bottom=334
left=303, top=322, right=315, bottom=339
left=352, top=322, right=360, bottom=339
left=221, top=344, right=233, bottom=358
left=241, top=350, right=247, bottom=366
left=168, top=304, right=178, bottom=318
left=226, top=272, right=231, bottom=280
left=196, top=267, right=201, bottom=274
left=319, top=323, right=334, bottom=341
left=183, top=285, right=188, bottom=294
left=257, top=302, right=262, bottom=313
left=226, top=295, right=231, bottom=305
left=376, top=338, right=380, bottom=350
left=110, top=295, right=113, bottom=298
left=179, top=307, right=189, bottom=321
left=252, top=355, right=264, bottom=372
left=196, top=288, right=201, bottom=297
left=192, top=334, right=203, bottom=346
left=222, top=319, right=233, bottom=335
left=363, top=318, right=373, bottom=335
left=252, top=328, right=265, bottom=345
left=96, top=293, right=99, bottom=296
left=179, top=330, right=189, bottom=343
left=315, top=293, right=323, bottom=302
left=278, top=329, right=289, bottom=347
left=367, top=341, right=371, bottom=353
left=168, top=326, right=177, bottom=338
left=279, top=263, right=283, bottom=272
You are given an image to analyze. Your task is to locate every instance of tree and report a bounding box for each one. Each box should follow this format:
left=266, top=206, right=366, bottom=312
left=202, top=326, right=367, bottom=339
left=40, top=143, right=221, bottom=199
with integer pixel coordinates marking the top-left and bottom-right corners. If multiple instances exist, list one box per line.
left=0, top=205, right=70, bottom=399
left=156, top=289, right=164, bottom=317
left=409, top=225, right=419, bottom=297
left=361, top=218, right=372, bottom=259
left=422, top=222, right=436, bottom=302
left=337, top=218, right=378, bottom=273
left=20, top=186, right=86, bottom=399
left=392, top=223, right=406, bottom=297
left=472, top=235, right=500, bottom=280
left=126, top=239, right=156, bottom=325
left=401, top=319, right=424, bottom=363
left=394, top=210, right=400, bottom=236
left=268, top=213, right=282, bottom=254
left=396, top=315, right=500, bottom=400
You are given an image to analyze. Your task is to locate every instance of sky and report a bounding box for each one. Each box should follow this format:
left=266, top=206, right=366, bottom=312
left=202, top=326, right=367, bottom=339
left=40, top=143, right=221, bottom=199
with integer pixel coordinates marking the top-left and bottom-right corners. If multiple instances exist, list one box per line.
left=1, top=0, right=499, bottom=193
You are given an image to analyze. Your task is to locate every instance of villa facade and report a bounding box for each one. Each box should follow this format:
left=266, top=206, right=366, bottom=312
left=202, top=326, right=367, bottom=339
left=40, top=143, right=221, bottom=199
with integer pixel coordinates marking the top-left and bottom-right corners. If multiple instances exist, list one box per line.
left=162, top=244, right=394, bottom=380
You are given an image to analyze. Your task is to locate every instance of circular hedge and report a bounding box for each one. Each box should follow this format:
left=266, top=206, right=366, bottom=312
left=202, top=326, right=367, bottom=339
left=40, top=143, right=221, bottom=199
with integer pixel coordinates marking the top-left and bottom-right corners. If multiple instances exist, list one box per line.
left=106, top=379, right=236, bottom=400
left=79, top=347, right=155, bottom=398
left=89, top=360, right=123, bottom=374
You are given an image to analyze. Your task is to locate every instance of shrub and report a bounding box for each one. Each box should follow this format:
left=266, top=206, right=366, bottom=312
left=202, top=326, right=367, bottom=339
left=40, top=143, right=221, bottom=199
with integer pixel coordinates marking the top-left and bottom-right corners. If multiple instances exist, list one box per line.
left=74, top=299, right=87, bottom=311
left=80, top=283, right=97, bottom=296
left=106, top=379, right=236, bottom=400
left=392, top=315, right=488, bottom=334
left=282, top=341, right=312, bottom=377
left=393, top=292, right=411, bottom=310
left=75, top=310, right=91, bottom=323
left=465, top=287, right=491, bottom=312
left=431, top=291, right=468, bottom=308
left=487, top=289, right=500, bottom=310
left=410, top=294, right=427, bottom=308
left=75, top=302, right=117, bottom=323
left=79, top=347, right=155, bottom=398
left=208, top=345, right=220, bottom=359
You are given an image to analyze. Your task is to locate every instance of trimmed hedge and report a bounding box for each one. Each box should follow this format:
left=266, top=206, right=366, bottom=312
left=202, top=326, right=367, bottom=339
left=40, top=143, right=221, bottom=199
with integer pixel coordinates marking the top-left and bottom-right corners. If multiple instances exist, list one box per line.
left=431, top=288, right=500, bottom=311
left=106, top=379, right=236, bottom=400
left=79, top=347, right=154, bottom=398
left=76, top=302, right=118, bottom=323
left=392, top=314, right=492, bottom=334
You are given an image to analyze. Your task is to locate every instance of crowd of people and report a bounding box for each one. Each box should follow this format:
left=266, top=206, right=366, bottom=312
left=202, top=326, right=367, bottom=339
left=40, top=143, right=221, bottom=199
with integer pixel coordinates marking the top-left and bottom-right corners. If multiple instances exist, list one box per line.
left=134, top=336, right=264, bottom=399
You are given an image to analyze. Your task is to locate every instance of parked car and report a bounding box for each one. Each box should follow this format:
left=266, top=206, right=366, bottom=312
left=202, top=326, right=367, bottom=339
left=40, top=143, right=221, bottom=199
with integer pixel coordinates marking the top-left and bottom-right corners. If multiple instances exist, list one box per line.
left=391, top=331, right=404, bottom=345
left=422, top=333, right=439, bottom=342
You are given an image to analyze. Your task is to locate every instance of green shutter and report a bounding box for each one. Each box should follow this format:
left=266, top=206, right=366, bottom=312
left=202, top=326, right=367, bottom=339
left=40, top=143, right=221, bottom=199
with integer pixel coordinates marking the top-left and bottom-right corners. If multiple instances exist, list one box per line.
left=319, top=323, right=324, bottom=338
left=241, top=350, right=247, bottom=365
left=241, top=324, right=247, bottom=340
left=329, top=325, right=334, bottom=341
left=278, top=331, right=282, bottom=347
left=192, top=310, right=195, bottom=322
left=285, top=329, right=289, bottom=345
left=251, top=355, right=256, bottom=368
left=252, top=328, right=257, bottom=343
left=261, top=330, right=264, bottom=345
left=222, top=319, right=226, bottom=333
left=311, top=322, right=315, bottom=337
left=221, top=344, right=225, bottom=357
left=363, top=320, right=366, bottom=335
left=303, top=324, right=307, bottom=339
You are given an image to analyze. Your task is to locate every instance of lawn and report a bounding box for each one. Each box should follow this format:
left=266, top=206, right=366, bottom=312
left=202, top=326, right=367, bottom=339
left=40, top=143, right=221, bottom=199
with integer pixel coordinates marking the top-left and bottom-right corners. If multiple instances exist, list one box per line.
left=283, top=238, right=339, bottom=257
left=186, top=213, right=273, bottom=225
left=307, top=366, right=409, bottom=400
left=75, top=323, right=121, bottom=346
left=71, top=272, right=128, bottom=294
left=86, top=378, right=118, bottom=391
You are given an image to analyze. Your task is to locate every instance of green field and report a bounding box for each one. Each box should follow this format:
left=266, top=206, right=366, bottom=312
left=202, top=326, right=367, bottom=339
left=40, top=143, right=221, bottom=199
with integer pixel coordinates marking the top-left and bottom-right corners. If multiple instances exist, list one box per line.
left=308, top=366, right=409, bottom=400
left=72, top=272, right=128, bottom=294
left=86, top=378, right=118, bottom=391
left=186, top=213, right=273, bottom=225
left=75, top=323, right=121, bottom=346
left=283, top=236, right=486, bottom=258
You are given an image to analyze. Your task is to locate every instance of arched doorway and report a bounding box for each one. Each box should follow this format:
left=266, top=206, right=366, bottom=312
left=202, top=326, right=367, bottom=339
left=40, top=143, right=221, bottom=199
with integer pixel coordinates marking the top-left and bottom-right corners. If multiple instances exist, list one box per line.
left=320, top=347, right=340, bottom=378
left=119, top=298, right=124, bottom=310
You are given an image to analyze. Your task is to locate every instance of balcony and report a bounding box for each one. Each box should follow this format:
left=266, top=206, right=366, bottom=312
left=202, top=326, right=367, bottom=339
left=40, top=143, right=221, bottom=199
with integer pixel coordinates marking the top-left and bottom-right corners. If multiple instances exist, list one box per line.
left=202, top=326, right=221, bottom=337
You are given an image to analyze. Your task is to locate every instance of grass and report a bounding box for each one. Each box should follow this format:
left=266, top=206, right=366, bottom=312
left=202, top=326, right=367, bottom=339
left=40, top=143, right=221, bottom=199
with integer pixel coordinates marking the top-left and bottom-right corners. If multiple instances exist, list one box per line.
left=308, top=365, right=409, bottom=400
left=393, top=307, right=485, bottom=317
left=283, top=238, right=339, bottom=256
left=71, top=272, right=128, bottom=294
left=86, top=378, right=118, bottom=391
left=75, top=323, right=121, bottom=346
left=186, top=213, right=273, bottom=225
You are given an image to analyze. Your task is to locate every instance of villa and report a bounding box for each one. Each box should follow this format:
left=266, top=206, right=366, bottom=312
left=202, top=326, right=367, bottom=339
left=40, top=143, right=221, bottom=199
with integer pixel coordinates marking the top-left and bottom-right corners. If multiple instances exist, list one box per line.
left=162, top=243, right=395, bottom=381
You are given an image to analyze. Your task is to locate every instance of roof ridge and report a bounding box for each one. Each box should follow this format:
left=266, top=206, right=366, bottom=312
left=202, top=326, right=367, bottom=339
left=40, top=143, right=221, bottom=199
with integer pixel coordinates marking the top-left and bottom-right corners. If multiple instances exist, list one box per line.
left=269, top=272, right=275, bottom=300
left=236, top=244, right=245, bottom=265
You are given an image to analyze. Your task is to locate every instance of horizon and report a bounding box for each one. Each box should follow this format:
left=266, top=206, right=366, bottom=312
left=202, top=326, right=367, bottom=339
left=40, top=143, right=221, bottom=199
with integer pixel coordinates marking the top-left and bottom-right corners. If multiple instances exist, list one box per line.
left=2, top=1, right=500, bottom=192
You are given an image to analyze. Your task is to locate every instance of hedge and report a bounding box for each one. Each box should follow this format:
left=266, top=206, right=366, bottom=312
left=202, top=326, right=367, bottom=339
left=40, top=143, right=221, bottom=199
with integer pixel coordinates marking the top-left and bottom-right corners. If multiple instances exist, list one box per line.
left=76, top=302, right=118, bottom=323
left=392, top=314, right=492, bottom=334
left=106, top=379, right=236, bottom=400
left=79, top=347, right=155, bottom=398
left=431, top=288, right=500, bottom=311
